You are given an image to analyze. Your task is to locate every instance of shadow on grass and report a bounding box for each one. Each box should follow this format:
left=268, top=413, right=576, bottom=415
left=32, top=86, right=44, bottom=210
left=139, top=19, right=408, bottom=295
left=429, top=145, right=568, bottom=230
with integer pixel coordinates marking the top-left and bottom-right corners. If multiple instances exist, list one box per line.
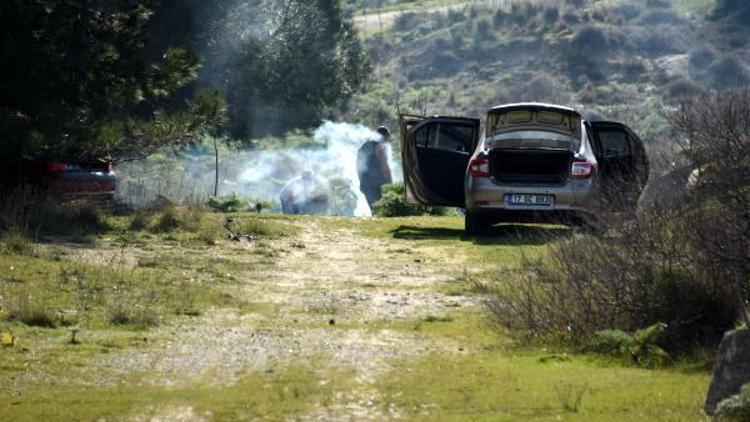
left=390, top=224, right=570, bottom=245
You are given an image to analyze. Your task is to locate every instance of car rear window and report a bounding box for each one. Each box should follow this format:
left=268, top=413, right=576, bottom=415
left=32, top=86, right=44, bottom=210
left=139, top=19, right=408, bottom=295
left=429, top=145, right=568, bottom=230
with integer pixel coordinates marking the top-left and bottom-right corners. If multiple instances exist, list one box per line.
left=415, top=122, right=475, bottom=153
left=488, top=109, right=581, bottom=139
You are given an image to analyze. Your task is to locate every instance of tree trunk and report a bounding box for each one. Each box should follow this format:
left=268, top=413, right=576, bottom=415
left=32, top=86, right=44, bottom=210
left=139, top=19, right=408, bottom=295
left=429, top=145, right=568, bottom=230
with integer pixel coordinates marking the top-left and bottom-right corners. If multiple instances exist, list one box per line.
left=213, top=137, right=219, bottom=197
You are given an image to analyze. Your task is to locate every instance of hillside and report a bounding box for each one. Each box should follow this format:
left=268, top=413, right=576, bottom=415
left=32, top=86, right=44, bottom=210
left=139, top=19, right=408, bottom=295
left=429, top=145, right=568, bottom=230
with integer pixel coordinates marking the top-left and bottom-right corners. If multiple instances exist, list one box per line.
left=344, top=0, right=749, bottom=169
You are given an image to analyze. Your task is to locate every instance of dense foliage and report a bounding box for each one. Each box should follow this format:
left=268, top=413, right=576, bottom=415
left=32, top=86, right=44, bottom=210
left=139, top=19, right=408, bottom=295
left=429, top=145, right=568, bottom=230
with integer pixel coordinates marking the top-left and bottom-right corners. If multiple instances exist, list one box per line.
left=150, top=0, right=371, bottom=140
left=0, top=0, right=226, bottom=163
left=0, top=0, right=370, bottom=164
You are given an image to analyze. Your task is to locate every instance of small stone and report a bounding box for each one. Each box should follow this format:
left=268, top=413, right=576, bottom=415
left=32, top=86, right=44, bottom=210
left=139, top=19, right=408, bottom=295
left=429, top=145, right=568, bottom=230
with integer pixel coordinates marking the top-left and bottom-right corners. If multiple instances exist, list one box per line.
left=328, top=319, right=336, bottom=325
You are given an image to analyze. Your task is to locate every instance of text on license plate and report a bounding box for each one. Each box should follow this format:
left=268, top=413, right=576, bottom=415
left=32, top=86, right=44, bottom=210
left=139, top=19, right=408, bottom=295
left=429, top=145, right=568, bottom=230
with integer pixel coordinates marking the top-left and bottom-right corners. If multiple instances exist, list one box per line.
left=506, top=194, right=554, bottom=206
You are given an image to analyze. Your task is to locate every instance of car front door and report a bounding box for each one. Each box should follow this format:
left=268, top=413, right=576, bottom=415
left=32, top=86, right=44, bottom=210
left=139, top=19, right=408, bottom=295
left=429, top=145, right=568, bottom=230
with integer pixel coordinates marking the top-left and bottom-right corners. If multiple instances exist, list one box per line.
left=400, top=115, right=480, bottom=207
left=589, top=121, right=649, bottom=209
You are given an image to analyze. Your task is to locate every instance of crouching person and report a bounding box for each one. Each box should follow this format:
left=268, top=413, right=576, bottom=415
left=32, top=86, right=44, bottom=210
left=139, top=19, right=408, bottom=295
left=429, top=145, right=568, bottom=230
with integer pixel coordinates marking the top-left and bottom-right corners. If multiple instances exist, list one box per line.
left=279, top=170, right=329, bottom=215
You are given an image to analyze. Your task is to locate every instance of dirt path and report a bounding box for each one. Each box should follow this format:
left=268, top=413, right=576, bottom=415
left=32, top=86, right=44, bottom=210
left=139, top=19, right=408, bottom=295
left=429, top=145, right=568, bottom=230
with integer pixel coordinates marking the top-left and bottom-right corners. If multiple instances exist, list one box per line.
left=106, top=218, right=478, bottom=420
left=352, top=0, right=553, bottom=33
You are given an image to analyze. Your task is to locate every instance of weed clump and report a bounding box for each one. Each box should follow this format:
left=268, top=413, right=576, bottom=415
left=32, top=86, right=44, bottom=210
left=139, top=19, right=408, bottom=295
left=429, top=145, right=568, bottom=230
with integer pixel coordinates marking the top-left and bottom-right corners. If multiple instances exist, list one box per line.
left=1, top=230, right=35, bottom=255
left=5, top=295, right=57, bottom=328
left=226, top=216, right=297, bottom=239
left=128, top=211, right=149, bottom=231
left=152, top=206, right=202, bottom=232
left=107, top=297, right=159, bottom=327
left=555, top=382, right=587, bottom=412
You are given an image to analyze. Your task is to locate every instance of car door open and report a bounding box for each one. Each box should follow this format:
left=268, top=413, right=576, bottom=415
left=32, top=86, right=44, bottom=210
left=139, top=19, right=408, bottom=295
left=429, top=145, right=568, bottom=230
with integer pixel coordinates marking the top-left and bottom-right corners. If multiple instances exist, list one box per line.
left=589, top=121, right=649, bottom=209
left=400, top=115, right=480, bottom=207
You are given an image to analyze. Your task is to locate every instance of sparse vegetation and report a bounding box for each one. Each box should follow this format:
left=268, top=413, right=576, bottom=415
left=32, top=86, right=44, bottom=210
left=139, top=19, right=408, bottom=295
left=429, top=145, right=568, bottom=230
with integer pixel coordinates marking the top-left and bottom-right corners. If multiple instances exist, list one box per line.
left=1, top=229, right=34, bottom=256
left=207, top=193, right=248, bottom=213
left=372, top=183, right=448, bottom=217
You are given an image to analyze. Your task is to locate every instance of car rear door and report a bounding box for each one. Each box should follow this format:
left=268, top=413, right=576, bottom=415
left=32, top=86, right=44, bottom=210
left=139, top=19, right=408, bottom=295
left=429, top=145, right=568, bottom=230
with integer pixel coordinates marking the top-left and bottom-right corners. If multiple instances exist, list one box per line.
left=589, top=121, right=649, bottom=208
left=400, top=115, right=480, bottom=207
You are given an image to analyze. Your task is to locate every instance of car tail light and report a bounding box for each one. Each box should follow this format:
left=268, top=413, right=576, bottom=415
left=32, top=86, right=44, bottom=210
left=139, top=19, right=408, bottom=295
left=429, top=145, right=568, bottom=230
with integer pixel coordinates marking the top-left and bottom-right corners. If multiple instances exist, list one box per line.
left=570, top=160, right=595, bottom=179
left=469, top=155, right=490, bottom=177
left=48, top=163, right=65, bottom=173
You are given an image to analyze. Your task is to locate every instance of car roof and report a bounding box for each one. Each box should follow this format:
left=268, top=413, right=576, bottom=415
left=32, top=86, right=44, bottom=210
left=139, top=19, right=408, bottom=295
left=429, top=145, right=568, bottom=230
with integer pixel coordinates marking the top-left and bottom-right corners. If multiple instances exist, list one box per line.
left=488, top=102, right=579, bottom=115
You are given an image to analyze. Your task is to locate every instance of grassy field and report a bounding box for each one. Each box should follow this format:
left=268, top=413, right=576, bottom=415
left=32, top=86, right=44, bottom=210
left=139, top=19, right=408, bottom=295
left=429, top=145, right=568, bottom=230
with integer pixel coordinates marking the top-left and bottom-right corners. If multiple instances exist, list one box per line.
left=0, top=210, right=710, bottom=420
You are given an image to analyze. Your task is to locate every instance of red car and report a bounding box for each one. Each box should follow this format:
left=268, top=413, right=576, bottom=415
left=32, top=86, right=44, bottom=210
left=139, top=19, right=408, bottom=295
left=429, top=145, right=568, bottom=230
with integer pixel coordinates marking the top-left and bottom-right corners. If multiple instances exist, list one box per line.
left=32, top=161, right=117, bottom=200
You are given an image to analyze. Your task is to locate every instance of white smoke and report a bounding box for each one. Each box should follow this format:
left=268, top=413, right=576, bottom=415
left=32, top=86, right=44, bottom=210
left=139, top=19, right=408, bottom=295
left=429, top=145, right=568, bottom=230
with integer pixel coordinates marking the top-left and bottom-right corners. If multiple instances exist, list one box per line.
left=236, top=121, right=399, bottom=217
left=116, top=121, right=399, bottom=216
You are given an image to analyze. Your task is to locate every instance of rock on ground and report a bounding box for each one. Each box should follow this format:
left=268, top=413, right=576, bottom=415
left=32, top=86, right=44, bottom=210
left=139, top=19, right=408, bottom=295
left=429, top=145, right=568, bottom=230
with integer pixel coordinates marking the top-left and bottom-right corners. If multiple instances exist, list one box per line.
left=705, top=329, right=750, bottom=415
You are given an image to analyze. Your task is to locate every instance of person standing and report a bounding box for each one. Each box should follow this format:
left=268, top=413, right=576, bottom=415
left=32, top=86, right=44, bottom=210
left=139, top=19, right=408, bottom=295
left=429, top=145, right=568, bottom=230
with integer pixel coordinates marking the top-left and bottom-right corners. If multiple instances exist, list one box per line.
left=357, top=126, right=393, bottom=208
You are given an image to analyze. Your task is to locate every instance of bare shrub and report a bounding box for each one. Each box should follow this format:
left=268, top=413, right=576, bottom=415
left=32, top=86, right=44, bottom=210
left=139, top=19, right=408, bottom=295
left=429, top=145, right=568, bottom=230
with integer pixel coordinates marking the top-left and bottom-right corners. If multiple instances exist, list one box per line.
left=487, top=210, right=739, bottom=351
left=670, top=90, right=750, bottom=321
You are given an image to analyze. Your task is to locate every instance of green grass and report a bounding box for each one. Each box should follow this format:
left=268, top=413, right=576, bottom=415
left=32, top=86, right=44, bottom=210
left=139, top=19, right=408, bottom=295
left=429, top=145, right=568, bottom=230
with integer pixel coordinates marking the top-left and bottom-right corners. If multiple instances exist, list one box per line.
left=378, top=351, right=708, bottom=420
left=1, top=363, right=355, bottom=421
left=0, top=253, right=230, bottom=328
left=319, top=215, right=566, bottom=278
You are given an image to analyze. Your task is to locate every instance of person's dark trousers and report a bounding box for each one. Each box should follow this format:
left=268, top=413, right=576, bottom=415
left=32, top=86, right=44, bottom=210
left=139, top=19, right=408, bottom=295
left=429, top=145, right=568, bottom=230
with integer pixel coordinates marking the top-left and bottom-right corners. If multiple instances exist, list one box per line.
left=360, top=183, right=383, bottom=208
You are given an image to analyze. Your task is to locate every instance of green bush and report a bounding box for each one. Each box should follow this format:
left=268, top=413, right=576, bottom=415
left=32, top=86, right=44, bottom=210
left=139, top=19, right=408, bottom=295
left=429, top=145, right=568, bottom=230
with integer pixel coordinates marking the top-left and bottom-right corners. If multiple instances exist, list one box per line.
left=590, top=324, right=670, bottom=367
left=371, top=183, right=447, bottom=217
left=591, top=329, right=633, bottom=356
left=207, top=193, right=248, bottom=213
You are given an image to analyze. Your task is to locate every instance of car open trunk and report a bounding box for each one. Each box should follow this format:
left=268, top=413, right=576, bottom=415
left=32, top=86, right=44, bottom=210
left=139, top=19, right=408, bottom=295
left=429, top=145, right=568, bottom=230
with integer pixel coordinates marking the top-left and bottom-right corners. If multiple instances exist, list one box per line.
left=489, top=148, right=571, bottom=185
left=485, top=103, right=581, bottom=186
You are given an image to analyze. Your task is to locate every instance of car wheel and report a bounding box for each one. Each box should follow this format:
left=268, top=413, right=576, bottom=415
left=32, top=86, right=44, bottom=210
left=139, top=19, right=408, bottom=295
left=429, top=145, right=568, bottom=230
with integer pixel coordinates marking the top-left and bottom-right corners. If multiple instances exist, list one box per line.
left=464, top=213, right=486, bottom=236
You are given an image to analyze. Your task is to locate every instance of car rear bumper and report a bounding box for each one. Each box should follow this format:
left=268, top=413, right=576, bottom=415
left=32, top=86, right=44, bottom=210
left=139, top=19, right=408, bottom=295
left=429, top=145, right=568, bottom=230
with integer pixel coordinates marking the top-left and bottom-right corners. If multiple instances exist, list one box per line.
left=466, top=208, right=592, bottom=224
left=465, top=176, right=595, bottom=213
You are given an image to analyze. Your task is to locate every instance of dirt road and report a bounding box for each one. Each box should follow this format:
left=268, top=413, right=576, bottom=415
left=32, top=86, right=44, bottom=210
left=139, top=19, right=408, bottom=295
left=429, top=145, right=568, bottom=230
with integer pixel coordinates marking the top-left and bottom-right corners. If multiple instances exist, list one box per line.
left=118, top=218, right=479, bottom=420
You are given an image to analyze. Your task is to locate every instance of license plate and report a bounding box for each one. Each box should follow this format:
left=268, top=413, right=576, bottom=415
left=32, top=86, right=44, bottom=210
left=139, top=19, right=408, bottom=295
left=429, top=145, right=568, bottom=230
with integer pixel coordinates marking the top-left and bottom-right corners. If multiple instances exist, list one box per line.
left=506, top=194, right=554, bottom=206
